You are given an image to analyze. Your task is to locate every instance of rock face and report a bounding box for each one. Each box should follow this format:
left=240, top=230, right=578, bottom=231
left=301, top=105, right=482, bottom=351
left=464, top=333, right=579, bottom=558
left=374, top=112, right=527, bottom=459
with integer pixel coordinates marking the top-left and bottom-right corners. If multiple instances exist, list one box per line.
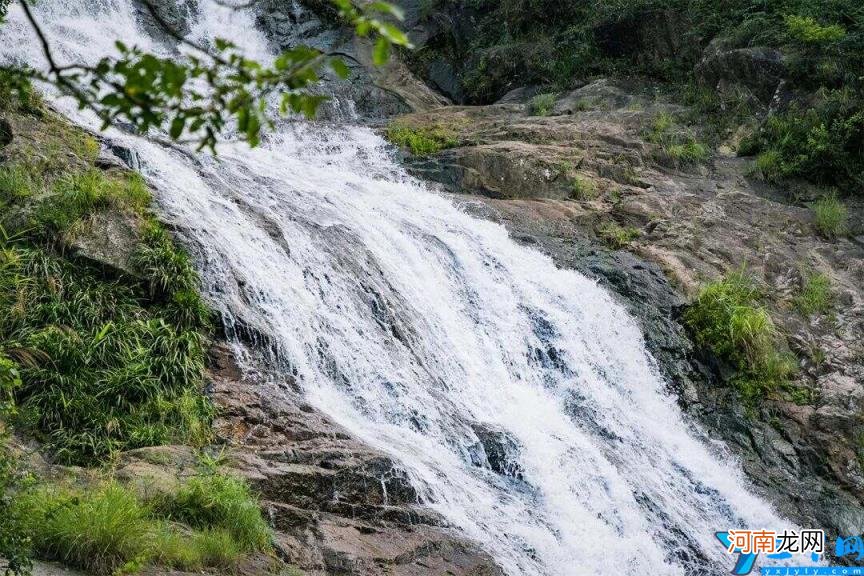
left=204, top=343, right=503, bottom=576
left=695, top=40, right=786, bottom=103
left=388, top=80, right=864, bottom=536
left=131, top=0, right=198, bottom=45
left=252, top=0, right=448, bottom=119
left=69, top=209, right=144, bottom=276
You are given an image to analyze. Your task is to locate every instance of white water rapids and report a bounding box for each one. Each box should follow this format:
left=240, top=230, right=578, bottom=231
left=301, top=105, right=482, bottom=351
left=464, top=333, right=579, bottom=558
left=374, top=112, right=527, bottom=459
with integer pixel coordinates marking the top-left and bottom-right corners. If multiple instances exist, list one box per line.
left=2, top=1, right=804, bottom=574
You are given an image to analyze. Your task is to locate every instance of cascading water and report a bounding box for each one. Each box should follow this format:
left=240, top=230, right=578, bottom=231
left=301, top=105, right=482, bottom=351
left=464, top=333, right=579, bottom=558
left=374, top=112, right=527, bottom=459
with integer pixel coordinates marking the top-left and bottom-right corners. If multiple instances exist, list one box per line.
left=1, top=2, right=807, bottom=574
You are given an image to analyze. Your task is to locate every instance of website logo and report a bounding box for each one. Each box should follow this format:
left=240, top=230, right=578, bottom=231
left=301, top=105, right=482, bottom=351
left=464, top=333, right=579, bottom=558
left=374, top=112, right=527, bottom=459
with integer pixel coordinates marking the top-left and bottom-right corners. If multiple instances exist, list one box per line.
left=716, top=529, right=824, bottom=575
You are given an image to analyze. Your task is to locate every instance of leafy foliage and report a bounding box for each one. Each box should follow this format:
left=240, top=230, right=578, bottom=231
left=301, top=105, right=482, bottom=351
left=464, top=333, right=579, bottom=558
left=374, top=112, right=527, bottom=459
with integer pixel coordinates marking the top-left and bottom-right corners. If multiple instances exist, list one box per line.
left=0, top=246, right=213, bottom=464
left=743, top=91, right=864, bottom=188
left=685, top=271, right=796, bottom=403
left=785, top=15, right=846, bottom=44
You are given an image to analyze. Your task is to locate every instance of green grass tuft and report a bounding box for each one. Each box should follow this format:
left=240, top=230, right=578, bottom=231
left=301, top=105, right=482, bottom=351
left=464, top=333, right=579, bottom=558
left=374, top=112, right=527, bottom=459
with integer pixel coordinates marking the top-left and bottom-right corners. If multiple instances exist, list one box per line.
left=154, top=473, right=272, bottom=553
left=685, top=271, right=796, bottom=403
left=795, top=272, right=833, bottom=316
left=0, top=244, right=212, bottom=464
left=528, top=92, right=557, bottom=116
left=18, top=482, right=151, bottom=575
left=569, top=174, right=598, bottom=200
left=12, top=478, right=264, bottom=576
left=32, top=169, right=151, bottom=234
left=644, top=112, right=710, bottom=166
left=598, top=222, right=640, bottom=249
left=0, top=166, right=38, bottom=204
left=812, top=193, right=848, bottom=239
left=385, top=122, right=458, bottom=156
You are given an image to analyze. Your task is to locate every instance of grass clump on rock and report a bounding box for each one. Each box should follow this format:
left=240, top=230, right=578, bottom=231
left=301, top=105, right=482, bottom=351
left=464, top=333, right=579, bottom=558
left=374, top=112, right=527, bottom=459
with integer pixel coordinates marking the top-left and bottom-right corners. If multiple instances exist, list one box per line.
left=812, top=193, right=848, bottom=239
left=385, top=121, right=458, bottom=156
left=598, top=221, right=640, bottom=248
left=795, top=272, right=833, bottom=316
left=152, top=472, right=272, bottom=553
left=0, top=242, right=213, bottom=465
left=11, top=474, right=270, bottom=575
left=570, top=174, right=598, bottom=200
left=644, top=112, right=710, bottom=166
left=528, top=92, right=557, bottom=116
left=685, top=271, right=796, bottom=403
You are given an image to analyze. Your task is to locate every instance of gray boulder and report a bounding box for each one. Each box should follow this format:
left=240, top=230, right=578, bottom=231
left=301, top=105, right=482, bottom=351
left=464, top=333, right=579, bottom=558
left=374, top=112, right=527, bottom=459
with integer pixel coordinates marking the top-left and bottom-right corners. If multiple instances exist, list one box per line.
left=695, top=40, right=786, bottom=103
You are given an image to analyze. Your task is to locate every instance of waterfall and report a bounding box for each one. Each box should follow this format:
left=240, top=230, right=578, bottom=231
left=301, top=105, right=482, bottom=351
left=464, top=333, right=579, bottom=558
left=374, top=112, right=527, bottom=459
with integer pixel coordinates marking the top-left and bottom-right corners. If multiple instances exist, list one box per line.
left=1, top=2, right=802, bottom=574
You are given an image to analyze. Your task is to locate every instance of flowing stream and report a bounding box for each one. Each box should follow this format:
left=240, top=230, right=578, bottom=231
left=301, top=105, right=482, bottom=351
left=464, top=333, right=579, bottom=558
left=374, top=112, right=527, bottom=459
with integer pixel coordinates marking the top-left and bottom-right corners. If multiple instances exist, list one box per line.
left=2, top=2, right=801, bottom=574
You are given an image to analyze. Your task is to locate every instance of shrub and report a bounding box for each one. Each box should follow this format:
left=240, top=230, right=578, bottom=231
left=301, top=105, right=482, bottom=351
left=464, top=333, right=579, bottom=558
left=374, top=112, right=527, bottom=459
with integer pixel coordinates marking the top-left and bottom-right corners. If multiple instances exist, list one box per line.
left=785, top=15, right=846, bottom=44
left=598, top=222, right=640, bottom=248
left=385, top=122, right=458, bottom=156
left=812, top=193, right=848, bottom=239
left=744, top=92, right=864, bottom=188
left=528, top=92, right=557, bottom=116
left=685, top=271, right=795, bottom=402
left=795, top=272, right=833, bottom=316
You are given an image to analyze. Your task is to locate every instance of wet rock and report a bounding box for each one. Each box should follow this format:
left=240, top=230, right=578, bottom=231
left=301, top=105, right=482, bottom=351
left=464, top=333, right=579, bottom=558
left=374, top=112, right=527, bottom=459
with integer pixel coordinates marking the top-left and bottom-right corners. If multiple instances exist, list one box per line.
left=207, top=343, right=503, bottom=576
left=95, top=147, right=127, bottom=170
left=471, top=424, right=524, bottom=480
left=108, top=143, right=142, bottom=171
left=131, top=0, right=198, bottom=45
left=0, top=118, right=13, bottom=147
left=252, top=0, right=447, bottom=118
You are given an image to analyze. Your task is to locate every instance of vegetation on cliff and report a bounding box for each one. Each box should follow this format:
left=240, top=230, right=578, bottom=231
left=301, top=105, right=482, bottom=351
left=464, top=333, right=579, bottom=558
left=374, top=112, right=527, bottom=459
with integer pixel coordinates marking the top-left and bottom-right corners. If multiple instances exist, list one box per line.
left=411, top=0, right=863, bottom=191
left=0, top=75, right=271, bottom=575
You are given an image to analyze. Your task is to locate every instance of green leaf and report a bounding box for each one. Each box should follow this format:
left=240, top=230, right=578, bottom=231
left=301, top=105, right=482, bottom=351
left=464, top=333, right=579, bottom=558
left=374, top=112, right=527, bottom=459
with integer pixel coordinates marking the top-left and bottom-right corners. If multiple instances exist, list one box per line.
left=330, top=58, right=350, bottom=79
left=373, top=37, right=390, bottom=66
left=169, top=116, right=185, bottom=139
